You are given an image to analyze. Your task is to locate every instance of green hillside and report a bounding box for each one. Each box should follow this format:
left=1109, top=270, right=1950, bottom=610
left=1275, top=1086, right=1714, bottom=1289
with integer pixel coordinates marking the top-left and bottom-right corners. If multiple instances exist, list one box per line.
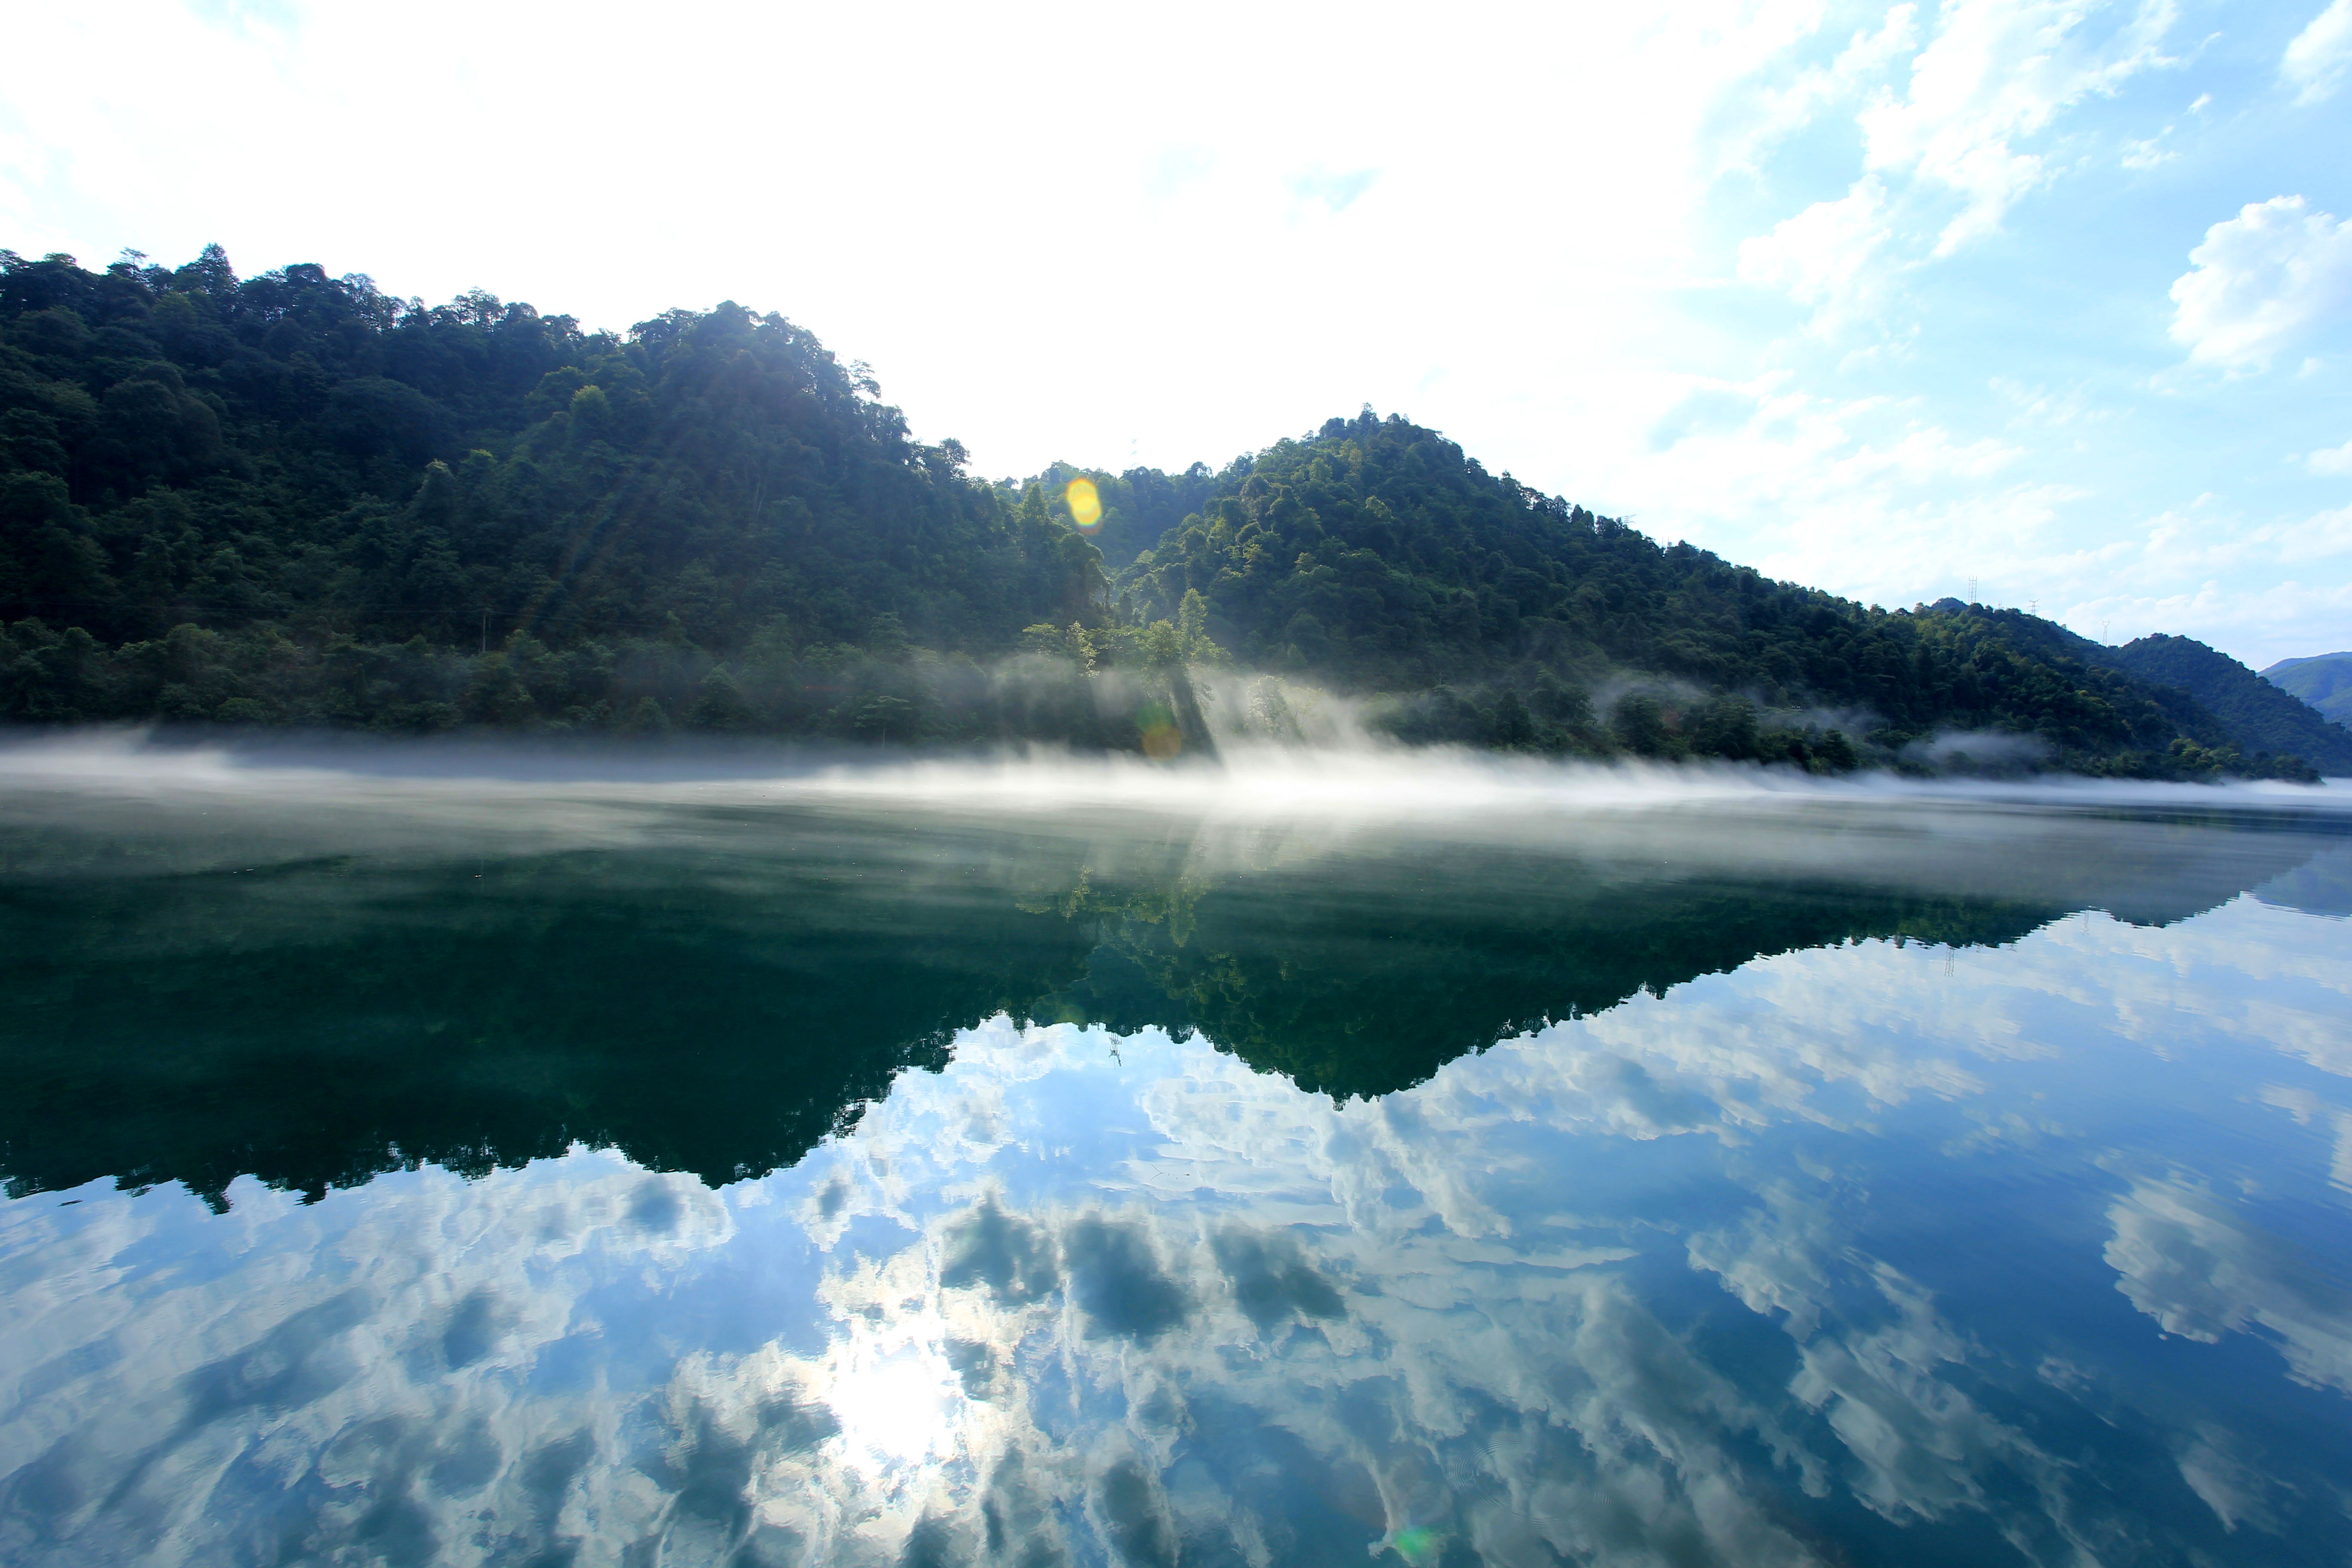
left=2264, top=653, right=2352, bottom=727
left=2092, top=634, right=2352, bottom=774
left=1097, top=430, right=2322, bottom=774
left=0, top=245, right=2324, bottom=779
left=1925, top=609, right=2352, bottom=774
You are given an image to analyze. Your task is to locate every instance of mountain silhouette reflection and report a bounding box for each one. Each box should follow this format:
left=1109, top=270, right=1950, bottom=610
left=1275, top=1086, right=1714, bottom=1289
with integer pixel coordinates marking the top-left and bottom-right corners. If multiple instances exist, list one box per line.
left=2, top=789, right=2342, bottom=1204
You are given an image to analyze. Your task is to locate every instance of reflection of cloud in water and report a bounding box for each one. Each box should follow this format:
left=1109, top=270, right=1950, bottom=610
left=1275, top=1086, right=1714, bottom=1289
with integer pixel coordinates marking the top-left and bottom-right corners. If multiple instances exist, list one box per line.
left=2104, top=1179, right=2352, bottom=1393
left=3, top=900, right=2351, bottom=1562
left=0, top=1159, right=733, bottom=1565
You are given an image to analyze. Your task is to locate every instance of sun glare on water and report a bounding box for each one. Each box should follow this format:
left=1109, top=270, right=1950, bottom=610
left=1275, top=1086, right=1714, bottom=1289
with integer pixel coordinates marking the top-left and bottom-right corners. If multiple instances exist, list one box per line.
left=827, top=1337, right=965, bottom=1473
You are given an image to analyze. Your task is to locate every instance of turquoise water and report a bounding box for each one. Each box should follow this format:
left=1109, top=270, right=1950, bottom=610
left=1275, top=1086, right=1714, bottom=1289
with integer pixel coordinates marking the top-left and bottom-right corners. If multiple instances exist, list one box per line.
left=2, top=741, right=2350, bottom=1566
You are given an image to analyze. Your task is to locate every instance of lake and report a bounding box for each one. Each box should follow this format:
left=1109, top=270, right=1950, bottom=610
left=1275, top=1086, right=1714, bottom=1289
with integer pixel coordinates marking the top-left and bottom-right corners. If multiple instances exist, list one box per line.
left=3, top=737, right=2350, bottom=1567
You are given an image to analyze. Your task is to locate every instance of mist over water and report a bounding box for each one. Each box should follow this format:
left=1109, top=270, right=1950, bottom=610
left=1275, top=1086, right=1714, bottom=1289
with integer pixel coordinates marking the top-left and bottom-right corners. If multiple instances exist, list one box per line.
left=2, top=730, right=2351, bottom=1565
left=1, top=725, right=2340, bottom=834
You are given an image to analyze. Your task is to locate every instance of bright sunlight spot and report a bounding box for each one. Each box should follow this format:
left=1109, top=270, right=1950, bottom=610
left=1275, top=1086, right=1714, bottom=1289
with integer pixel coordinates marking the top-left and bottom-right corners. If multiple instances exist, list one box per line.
left=826, top=1338, right=963, bottom=1473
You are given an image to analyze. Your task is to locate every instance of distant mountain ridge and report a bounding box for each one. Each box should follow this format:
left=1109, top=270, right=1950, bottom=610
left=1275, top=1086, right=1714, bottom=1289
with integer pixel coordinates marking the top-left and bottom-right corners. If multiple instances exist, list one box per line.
left=0, top=243, right=2334, bottom=778
left=2263, top=652, right=2352, bottom=728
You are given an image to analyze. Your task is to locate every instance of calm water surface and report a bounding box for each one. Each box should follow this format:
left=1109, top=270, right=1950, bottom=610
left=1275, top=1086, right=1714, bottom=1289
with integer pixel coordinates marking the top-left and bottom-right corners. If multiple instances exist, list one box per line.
left=3, top=741, right=2351, bottom=1567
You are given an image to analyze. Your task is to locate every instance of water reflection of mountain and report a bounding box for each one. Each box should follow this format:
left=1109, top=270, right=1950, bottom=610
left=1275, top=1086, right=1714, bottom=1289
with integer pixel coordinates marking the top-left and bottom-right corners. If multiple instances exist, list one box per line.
left=2256, top=845, right=2352, bottom=918
left=1, top=801, right=2342, bottom=1204
left=0, top=839, right=1096, bottom=1207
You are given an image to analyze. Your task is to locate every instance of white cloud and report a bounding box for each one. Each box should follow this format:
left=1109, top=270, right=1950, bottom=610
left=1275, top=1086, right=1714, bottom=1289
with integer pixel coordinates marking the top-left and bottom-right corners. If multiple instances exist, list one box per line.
left=2169, top=196, right=2352, bottom=370
left=2072, top=570, right=2352, bottom=668
left=1859, top=0, right=2177, bottom=255
left=2279, top=503, right=2352, bottom=561
left=2284, top=0, right=2352, bottom=104
left=2309, top=436, right=2352, bottom=475
left=2121, top=124, right=2177, bottom=168
left=1624, top=377, right=2067, bottom=608
left=1741, top=0, right=2184, bottom=324
left=1716, top=5, right=1923, bottom=175
left=1738, top=179, right=1899, bottom=316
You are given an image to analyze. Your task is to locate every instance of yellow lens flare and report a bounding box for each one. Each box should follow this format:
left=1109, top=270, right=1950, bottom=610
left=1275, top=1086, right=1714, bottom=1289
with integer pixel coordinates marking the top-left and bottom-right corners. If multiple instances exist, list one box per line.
left=1065, top=476, right=1103, bottom=532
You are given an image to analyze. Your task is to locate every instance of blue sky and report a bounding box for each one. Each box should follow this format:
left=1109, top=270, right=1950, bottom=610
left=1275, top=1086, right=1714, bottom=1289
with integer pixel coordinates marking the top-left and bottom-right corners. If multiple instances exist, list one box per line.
left=3, top=0, right=2347, bottom=664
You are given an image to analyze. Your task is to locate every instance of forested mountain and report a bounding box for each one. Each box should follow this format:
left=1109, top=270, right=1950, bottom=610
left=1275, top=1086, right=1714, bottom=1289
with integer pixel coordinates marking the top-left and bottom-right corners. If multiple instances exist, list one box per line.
left=1093, top=422, right=2336, bottom=775
left=1880, top=603, right=2352, bottom=775
left=1938, top=605, right=2352, bottom=772
left=2264, top=653, right=2352, bottom=727
left=0, top=245, right=2333, bottom=777
left=2094, top=634, right=2352, bottom=773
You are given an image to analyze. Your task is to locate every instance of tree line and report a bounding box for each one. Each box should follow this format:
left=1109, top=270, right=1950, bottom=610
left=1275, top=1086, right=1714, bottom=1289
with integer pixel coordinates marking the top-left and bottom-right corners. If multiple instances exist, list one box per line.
left=0, top=245, right=2337, bottom=777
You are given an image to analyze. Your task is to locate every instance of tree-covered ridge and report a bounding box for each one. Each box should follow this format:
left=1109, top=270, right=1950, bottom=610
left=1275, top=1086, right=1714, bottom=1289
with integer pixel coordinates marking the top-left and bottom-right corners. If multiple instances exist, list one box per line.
left=2098, top=634, right=2352, bottom=773
left=2265, top=654, right=2352, bottom=727
left=1922, top=602, right=2352, bottom=775
left=0, top=245, right=1167, bottom=739
left=0, top=245, right=1101, bottom=651
left=0, top=244, right=2334, bottom=777
left=1110, top=415, right=2322, bottom=775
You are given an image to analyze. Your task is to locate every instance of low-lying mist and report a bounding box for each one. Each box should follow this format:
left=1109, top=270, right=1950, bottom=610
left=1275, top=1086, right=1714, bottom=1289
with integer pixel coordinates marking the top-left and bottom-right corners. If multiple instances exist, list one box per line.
left=26, top=601, right=2160, bottom=784
left=1, top=726, right=2343, bottom=883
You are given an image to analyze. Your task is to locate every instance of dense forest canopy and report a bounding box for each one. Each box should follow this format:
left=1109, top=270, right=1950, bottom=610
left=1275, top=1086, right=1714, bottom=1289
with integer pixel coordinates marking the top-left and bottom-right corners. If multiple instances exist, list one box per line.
left=1, top=244, right=2343, bottom=778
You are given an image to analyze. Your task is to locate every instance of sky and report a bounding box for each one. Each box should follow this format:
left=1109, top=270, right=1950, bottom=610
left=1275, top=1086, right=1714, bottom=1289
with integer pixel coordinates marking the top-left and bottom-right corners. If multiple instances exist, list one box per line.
left=2, top=0, right=2348, bottom=665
